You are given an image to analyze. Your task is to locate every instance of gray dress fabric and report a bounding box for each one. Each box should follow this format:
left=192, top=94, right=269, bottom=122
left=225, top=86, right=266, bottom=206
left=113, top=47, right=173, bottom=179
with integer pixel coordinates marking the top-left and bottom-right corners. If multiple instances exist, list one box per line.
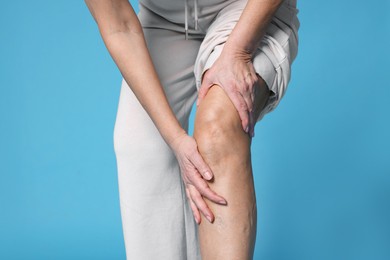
left=113, top=0, right=299, bottom=259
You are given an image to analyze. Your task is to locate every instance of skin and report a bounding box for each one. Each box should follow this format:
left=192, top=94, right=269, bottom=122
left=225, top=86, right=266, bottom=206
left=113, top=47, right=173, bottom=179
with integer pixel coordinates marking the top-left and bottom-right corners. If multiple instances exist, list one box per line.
left=195, top=76, right=270, bottom=259
left=85, top=0, right=283, bottom=258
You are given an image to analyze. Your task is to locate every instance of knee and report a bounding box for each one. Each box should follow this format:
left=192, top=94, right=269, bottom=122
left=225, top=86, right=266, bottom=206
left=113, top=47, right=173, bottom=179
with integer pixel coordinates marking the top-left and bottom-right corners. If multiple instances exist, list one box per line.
left=194, top=86, right=249, bottom=162
left=195, top=103, right=239, bottom=144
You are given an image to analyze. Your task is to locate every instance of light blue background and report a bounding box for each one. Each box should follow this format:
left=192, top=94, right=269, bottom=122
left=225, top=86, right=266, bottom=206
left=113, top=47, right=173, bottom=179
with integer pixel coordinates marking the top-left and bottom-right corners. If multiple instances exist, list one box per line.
left=1, top=1, right=389, bottom=259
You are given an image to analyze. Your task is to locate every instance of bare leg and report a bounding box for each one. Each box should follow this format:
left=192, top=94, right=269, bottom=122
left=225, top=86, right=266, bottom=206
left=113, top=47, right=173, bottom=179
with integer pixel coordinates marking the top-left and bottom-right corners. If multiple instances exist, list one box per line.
left=194, top=75, right=270, bottom=260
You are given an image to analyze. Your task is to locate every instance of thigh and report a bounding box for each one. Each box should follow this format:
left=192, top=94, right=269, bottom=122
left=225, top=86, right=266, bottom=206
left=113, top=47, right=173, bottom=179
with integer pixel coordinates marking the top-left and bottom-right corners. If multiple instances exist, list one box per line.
left=142, top=27, right=201, bottom=124
left=194, top=0, right=300, bottom=123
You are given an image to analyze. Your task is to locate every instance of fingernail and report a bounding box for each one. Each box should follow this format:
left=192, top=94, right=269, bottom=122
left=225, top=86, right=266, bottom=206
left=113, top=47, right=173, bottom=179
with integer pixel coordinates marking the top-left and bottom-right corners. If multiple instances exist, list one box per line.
left=206, top=215, right=213, bottom=223
left=204, top=171, right=212, bottom=180
left=219, top=199, right=227, bottom=205
left=245, top=126, right=249, bottom=133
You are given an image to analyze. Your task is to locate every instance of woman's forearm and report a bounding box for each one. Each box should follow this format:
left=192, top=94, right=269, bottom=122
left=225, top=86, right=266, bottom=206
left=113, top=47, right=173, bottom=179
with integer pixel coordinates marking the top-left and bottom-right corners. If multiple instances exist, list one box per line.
left=104, top=30, right=186, bottom=145
left=224, top=0, right=283, bottom=56
left=85, top=0, right=186, bottom=146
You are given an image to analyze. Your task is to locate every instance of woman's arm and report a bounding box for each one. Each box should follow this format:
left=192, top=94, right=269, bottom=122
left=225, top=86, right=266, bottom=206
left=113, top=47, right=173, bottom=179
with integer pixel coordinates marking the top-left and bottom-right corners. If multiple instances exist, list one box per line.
left=85, top=0, right=183, bottom=146
left=197, top=0, right=284, bottom=136
left=84, top=0, right=226, bottom=223
left=224, top=0, right=283, bottom=56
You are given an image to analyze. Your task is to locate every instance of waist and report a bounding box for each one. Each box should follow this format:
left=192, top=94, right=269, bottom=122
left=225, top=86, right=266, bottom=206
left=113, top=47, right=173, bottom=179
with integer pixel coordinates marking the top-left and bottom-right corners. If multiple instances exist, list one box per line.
left=138, top=0, right=299, bottom=37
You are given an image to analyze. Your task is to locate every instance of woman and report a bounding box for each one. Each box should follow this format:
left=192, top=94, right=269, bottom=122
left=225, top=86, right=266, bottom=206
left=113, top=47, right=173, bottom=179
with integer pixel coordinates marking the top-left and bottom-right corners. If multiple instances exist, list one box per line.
left=85, top=0, right=299, bottom=259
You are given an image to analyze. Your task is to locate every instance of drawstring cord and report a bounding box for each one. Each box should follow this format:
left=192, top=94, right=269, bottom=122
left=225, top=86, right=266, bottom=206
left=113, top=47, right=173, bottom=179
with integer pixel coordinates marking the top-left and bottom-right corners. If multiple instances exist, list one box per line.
left=184, top=0, right=188, bottom=39
left=194, top=0, right=198, bottom=30
left=184, top=0, right=199, bottom=40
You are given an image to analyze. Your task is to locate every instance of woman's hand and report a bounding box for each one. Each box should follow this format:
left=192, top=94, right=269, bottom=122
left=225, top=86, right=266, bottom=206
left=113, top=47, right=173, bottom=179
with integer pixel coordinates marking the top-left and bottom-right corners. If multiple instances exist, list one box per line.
left=196, top=0, right=284, bottom=137
left=197, top=49, right=259, bottom=137
left=169, top=132, right=227, bottom=224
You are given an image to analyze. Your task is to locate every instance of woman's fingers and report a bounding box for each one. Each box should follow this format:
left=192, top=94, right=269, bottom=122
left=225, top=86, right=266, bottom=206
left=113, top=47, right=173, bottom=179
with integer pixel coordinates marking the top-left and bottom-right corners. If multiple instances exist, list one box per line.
left=188, top=185, right=215, bottom=223
left=186, top=187, right=201, bottom=224
left=225, top=89, right=250, bottom=132
left=197, top=58, right=260, bottom=135
left=189, top=149, right=213, bottom=180
left=171, top=134, right=227, bottom=222
left=249, top=111, right=255, bottom=138
left=188, top=171, right=227, bottom=205
left=241, top=87, right=254, bottom=134
left=197, top=76, right=212, bottom=107
left=203, top=74, right=252, bottom=133
left=186, top=140, right=226, bottom=203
